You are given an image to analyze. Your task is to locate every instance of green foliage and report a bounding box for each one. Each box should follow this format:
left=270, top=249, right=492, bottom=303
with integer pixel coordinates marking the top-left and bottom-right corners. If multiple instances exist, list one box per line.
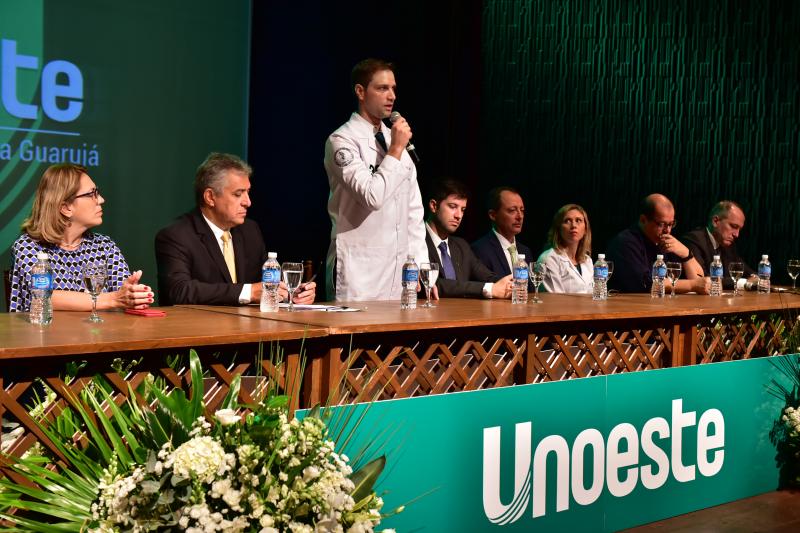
left=0, top=349, right=391, bottom=531
left=767, top=355, right=800, bottom=489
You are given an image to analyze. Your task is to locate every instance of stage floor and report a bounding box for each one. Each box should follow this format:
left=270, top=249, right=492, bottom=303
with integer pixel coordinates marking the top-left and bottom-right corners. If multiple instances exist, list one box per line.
left=624, top=490, right=800, bottom=532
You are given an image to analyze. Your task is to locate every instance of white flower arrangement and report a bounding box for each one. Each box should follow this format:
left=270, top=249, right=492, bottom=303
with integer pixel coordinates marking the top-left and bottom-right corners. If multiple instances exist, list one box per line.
left=0, top=350, right=400, bottom=532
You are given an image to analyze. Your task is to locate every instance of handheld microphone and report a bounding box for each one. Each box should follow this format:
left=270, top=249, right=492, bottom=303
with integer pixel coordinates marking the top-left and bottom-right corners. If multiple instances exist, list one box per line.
left=389, top=111, right=421, bottom=164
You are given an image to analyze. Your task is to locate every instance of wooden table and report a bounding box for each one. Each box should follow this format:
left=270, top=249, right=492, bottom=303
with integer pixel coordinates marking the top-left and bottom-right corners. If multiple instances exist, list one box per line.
left=1, top=292, right=798, bottom=468
left=182, top=291, right=800, bottom=405
left=0, top=305, right=326, bottom=359
left=0, top=307, right=327, bottom=469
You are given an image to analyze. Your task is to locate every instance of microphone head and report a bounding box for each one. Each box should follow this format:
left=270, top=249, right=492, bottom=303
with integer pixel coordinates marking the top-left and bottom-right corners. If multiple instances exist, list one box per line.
left=389, top=111, right=401, bottom=123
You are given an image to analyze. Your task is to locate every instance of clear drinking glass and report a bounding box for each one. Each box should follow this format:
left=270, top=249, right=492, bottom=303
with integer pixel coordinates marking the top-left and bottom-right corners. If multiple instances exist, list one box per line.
left=788, top=259, right=800, bottom=290
left=281, top=262, right=303, bottom=312
left=729, top=262, right=744, bottom=296
left=666, top=262, right=682, bottom=298
left=82, top=260, right=107, bottom=323
left=419, top=262, right=439, bottom=308
left=605, top=261, right=615, bottom=296
left=528, top=261, right=545, bottom=303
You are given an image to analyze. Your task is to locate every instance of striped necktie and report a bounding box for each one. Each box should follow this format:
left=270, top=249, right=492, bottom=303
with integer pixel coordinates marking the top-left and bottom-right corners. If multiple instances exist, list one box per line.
left=508, top=244, right=518, bottom=267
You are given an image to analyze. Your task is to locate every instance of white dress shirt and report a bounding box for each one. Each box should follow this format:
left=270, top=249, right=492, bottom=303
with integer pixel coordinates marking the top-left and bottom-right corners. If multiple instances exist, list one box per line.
left=426, top=222, right=493, bottom=298
left=202, top=214, right=250, bottom=304
left=493, top=229, right=518, bottom=274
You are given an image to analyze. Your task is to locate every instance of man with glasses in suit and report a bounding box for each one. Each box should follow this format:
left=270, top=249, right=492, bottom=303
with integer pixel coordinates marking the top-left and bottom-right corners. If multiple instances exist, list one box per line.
left=607, top=193, right=709, bottom=294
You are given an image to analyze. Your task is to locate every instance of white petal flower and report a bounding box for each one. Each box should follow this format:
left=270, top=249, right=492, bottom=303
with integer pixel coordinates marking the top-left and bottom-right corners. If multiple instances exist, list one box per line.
left=172, top=436, right=228, bottom=483
left=303, top=466, right=320, bottom=482
left=215, top=408, right=241, bottom=426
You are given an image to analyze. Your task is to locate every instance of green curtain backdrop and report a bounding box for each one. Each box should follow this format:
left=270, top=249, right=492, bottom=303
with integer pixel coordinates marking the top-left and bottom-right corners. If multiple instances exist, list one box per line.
left=482, top=0, right=799, bottom=278
left=1, top=0, right=250, bottom=310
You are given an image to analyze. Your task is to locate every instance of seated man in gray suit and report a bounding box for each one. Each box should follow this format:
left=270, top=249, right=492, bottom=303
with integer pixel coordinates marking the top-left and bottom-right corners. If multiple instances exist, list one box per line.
left=425, top=179, right=512, bottom=298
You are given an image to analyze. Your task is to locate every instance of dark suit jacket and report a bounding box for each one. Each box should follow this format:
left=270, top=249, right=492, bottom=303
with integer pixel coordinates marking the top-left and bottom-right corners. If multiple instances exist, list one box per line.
left=426, top=232, right=500, bottom=297
left=471, top=231, right=534, bottom=277
left=681, top=227, right=755, bottom=289
left=155, top=210, right=266, bottom=305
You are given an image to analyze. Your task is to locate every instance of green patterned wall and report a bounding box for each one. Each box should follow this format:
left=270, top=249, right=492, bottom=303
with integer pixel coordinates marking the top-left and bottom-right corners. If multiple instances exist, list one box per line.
left=482, top=0, right=800, bottom=281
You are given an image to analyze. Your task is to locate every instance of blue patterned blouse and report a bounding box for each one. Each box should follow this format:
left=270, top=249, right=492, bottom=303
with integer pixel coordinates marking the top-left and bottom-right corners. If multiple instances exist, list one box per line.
left=9, top=232, right=131, bottom=312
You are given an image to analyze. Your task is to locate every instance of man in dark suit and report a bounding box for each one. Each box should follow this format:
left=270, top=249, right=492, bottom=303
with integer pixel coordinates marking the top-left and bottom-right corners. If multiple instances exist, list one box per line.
left=155, top=153, right=316, bottom=306
left=425, top=180, right=511, bottom=298
left=681, top=200, right=757, bottom=290
left=471, top=187, right=534, bottom=278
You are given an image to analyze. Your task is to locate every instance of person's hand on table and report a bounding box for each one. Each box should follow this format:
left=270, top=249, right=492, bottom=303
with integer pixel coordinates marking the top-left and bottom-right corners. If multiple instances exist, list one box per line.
left=691, top=275, right=711, bottom=295
left=104, top=270, right=153, bottom=309
left=293, top=281, right=316, bottom=304
left=492, top=275, right=513, bottom=299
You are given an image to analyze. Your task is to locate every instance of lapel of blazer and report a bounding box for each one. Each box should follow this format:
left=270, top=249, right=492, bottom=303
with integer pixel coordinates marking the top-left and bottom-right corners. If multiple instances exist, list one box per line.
left=231, top=224, right=247, bottom=283
left=449, top=238, right=464, bottom=279
left=425, top=232, right=438, bottom=267
left=489, top=234, right=510, bottom=276
left=192, top=211, right=234, bottom=283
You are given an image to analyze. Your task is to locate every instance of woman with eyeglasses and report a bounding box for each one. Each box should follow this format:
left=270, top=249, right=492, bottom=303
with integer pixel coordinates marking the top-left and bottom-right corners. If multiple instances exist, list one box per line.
left=9, top=163, right=153, bottom=312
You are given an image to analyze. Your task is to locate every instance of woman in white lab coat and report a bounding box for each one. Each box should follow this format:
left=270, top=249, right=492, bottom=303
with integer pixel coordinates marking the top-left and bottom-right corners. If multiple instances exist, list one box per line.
left=537, top=204, right=594, bottom=294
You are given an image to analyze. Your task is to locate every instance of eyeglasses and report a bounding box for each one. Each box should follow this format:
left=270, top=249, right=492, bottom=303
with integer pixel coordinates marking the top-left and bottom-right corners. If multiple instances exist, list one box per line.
left=650, top=220, right=676, bottom=231
left=72, top=187, right=100, bottom=201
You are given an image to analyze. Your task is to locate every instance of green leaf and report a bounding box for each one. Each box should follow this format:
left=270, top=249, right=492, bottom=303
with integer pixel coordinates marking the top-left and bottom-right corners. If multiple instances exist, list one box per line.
left=188, top=349, right=205, bottom=419
left=350, top=455, right=385, bottom=502
left=221, top=374, right=242, bottom=410
left=82, top=390, right=133, bottom=466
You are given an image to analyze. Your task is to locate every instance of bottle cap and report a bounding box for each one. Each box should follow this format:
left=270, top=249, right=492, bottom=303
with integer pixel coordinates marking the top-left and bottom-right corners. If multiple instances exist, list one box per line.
left=36, top=252, right=49, bottom=260
left=267, top=252, right=277, bottom=259
left=656, top=254, right=664, bottom=260
left=762, top=254, right=769, bottom=260
left=518, top=254, right=525, bottom=260
left=598, top=253, right=605, bottom=259
left=407, top=254, right=414, bottom=260
left=713, top=255, right=720, bottom=260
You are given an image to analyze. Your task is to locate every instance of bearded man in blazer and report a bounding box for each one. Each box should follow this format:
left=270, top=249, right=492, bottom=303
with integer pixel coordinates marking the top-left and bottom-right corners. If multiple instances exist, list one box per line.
left=155, top=153, right=315, bottom=306
left=424, top=179, right=512, bottom=299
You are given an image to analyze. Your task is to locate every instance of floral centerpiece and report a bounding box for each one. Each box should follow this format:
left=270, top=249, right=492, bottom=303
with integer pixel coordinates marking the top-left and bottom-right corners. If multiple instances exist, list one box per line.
left=0, top=351, right=398, bottom=532
left=768, top=353, right=800, bottom=488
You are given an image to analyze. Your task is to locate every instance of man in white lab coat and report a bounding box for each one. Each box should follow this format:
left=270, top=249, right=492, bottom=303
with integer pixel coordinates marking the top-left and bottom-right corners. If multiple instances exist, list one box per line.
left=324, top=58, right=429, bottom=301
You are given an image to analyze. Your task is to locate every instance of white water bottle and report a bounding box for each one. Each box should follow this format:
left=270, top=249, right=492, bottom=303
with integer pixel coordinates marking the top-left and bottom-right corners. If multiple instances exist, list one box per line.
left=401, top=255, right=418, bottom=309
left=592, top=254, right=608, bottom=301
left=710, top=255, right=723, bottom=296
left=260, top=252, right=281, bottom=312
left=29, top=252, right=53, bottom=325
left=757, top=254, right=771, bottom=293
left=651, top=254, right=666, bottom=298
left=512, top=254, right=529, bottom=304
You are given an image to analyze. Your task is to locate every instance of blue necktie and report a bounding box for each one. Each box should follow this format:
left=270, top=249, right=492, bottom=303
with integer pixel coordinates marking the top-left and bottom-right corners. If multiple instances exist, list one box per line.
left=438, top=241, right=456, bottom=280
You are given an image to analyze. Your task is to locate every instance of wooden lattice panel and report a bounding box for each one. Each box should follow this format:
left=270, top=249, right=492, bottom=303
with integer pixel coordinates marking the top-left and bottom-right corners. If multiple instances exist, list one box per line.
left=339, top=336, right=527, bottom=403
left=695, top=312, right=790, bottom=364
left=328, top=323, right=677, bottom=404
left=528, top=327, right=674, bottom=383
left=0, top=345, right=301, bottom=476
